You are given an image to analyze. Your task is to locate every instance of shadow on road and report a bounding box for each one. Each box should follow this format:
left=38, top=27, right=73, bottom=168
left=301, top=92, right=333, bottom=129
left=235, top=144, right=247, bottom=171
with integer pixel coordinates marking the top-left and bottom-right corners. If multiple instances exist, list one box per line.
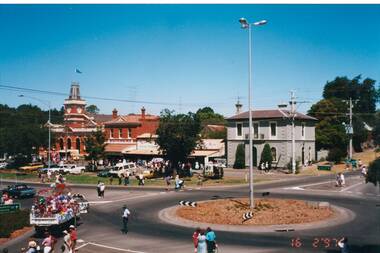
left=325, top=244, right=380, bottom=253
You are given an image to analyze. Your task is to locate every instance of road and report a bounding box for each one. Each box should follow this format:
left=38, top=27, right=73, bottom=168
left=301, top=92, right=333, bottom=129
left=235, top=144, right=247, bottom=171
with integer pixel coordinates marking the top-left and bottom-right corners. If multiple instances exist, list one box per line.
left=2, top=172, right=380, bottom=253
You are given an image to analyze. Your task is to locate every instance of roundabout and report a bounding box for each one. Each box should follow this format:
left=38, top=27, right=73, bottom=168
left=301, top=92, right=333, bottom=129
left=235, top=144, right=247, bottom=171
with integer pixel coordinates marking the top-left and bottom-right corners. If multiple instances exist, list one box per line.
left=159, top=198, right=356, bottom=233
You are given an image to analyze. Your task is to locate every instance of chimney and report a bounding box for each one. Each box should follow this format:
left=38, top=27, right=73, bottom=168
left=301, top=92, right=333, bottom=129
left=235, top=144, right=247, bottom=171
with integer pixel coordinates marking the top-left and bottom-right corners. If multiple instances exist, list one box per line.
left=235, top=99, right=242, bottom=115
left=112, top=108, right=118, bottom=119
left=69, top=82, right=81, bottom=100
left=141, top=107, right=146, bottom=120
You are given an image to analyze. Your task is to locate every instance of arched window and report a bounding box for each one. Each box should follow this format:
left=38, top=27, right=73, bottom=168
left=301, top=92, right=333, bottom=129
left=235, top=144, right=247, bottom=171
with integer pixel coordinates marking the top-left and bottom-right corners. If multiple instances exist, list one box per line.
left=67, top=138, right=72, bottom=150
left=76, top=138, right=81, bottom=151
left=59, top=138, right=64, bottom=150
left=271, top=147, right=277, bottom=161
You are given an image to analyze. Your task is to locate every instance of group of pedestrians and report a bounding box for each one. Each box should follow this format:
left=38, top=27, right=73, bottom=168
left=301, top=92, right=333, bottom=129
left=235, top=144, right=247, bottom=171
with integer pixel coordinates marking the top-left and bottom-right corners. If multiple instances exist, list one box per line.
left=192, top=227, right=217, bottom=253
left=18, top=225, right=77, bottom=253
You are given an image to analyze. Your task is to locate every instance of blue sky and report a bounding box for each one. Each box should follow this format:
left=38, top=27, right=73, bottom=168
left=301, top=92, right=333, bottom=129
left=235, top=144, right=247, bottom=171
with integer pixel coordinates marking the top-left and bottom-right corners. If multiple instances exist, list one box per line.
left=0, top=4, right=379, bottom=117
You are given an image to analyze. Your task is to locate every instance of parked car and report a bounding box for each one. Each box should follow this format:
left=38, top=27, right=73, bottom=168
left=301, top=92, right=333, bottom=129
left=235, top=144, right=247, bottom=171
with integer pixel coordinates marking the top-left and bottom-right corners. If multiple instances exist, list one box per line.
left=1, top=184, right=36, bottom=198
left=19, top=162, right=44, bottom=172
left=109, top=162, right=137, bottom=177
left=60, top=164, right=85, bottom=175
left=97, top=169, right=111, bottom=177
left=0, top=162, right=8, bottom=169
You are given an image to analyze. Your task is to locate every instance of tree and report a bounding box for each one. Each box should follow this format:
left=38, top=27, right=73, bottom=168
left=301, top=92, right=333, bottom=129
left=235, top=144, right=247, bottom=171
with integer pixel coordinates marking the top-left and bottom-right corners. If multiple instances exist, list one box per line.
left=85, top=128, right=106, bottom=170
left=156, top=109, right=201, bottom=174
left=86, top=104, right=100, bottom=114
left=0, top=104, right=63, bottom=159
left=366, top=158, right=380, bottom=190
left=308, top=99, right=348, bottom=154
left=260, top=143, right=273, bottom=169
left=233, top=144, right=245, bottom=169
left=373, top=112, right=380, bottom=146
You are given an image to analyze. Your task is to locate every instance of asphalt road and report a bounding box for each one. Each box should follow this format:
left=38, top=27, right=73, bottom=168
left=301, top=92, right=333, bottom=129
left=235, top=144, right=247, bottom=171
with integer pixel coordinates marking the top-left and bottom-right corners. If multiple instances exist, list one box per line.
left=2, top=172, right=380, bottom=253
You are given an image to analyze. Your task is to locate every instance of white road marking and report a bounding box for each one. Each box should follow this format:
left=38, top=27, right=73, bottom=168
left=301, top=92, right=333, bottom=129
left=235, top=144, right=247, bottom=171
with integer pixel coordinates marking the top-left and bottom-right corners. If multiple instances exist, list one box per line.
left=75, top=242, right=89, bottom=250
left=87, top=242, right=147, bottom=253
left=89, top=192, right=160, bottom=205
left=340, top=181, right=364, bottom=192
left=77, top=239, right=85, bottom=243
left=284, top=186, right=305, bottom=191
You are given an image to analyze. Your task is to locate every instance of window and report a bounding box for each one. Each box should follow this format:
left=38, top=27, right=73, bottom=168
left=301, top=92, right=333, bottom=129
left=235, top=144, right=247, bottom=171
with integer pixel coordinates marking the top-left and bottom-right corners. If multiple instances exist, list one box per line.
left=67, top=138, right=72, bottom=150
left=270, top=122, right=277, bottom=137
left=76, top=138, right=80, bottom=151
left=119, top=128, right=123, bottom=138
left=111, top=129, right=115, bottom=138
left=128, top=128, right=132, bottom=138
left=59, top=138, right=64, bottom=150
left=253, top=123, right=259, bottom=139
left=271, top=147, right=277, bottom=161
left=301, top=123, right=306, bottom=137
left=236, top=123, right=243, bottom=137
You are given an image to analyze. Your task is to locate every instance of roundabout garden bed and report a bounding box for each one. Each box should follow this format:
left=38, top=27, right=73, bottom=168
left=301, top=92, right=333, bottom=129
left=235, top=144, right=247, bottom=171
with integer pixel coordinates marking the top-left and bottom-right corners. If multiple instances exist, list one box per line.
left=176, top=198, right=335, bottom=225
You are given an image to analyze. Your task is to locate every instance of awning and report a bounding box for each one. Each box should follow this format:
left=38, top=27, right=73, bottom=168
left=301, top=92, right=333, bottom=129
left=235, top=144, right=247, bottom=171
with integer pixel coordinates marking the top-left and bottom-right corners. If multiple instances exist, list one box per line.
left=124, top=148, right=162, bottom=155
left=105, top=144, right=136, bottom=154
left=189, top=150, right=219, bottom=157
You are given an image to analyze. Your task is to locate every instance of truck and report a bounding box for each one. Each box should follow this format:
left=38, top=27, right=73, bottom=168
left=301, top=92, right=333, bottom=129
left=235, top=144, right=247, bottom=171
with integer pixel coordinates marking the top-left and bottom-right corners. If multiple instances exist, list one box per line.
left=30, top=184, right=89, bottom=235
left=59, top=164, right=86, bottom=174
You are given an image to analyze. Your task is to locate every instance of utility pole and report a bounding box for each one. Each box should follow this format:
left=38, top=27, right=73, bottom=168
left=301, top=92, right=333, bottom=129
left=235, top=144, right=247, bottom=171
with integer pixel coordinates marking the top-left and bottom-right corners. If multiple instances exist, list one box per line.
left=290, top=91, right=296, bottom=174
left=349, top=97, right=353, bottom=160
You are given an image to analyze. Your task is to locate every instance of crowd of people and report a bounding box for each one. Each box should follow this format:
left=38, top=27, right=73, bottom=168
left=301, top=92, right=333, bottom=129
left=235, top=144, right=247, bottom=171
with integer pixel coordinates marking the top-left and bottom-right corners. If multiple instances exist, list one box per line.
left=31, top=187, right=78, bottom=221
left=16, top=225, right=78, bottom=253
left=192, top=227, right=217, bottom=253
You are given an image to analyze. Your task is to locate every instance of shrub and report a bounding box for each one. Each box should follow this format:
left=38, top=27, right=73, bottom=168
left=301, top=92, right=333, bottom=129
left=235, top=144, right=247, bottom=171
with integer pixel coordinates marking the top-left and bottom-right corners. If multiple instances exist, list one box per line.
left=327, top=148, right=346, bottom=163
left=0, top=209, right=30, bottom=237
left=286, top=159, right=300, bottom=174
left=367, top=158, right=380, bottom=188
left=233, top=144, right=245, bottom=169
left=260, top=143, right=273, bottom=169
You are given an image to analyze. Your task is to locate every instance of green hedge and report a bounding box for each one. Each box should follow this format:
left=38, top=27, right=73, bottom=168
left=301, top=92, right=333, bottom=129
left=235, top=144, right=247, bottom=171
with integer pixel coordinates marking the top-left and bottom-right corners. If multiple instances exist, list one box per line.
left=0, top=209, right=30, bottom=238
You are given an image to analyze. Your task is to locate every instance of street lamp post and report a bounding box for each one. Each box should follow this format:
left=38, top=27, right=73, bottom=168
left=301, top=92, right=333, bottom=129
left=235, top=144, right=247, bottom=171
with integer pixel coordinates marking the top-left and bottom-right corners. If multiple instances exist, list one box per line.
left=239, top=18, right=267, bottom=209
left=19, top=95, right=52, bottom=169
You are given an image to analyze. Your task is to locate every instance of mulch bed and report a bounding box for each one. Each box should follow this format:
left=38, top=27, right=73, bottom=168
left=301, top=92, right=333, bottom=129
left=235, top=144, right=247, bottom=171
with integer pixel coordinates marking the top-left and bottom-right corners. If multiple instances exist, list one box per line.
left=176, top=198, right=334, bottom=225
left=0, top=226, right=33, bottom=245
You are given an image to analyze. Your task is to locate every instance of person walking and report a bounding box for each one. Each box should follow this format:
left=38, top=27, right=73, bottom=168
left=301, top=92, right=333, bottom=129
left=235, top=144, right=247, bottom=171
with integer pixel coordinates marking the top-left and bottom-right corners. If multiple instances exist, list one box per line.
left=96, top=181, right=102, bottom=198
left=99, top=182, right=106, bottom=198
left=124, top=171, right=130, bottom=186
left=69, top=225, right=77, bottom=252
left=41, top=231, right=56, bottom=253
left=122, top=205, right=131, bottom=234
left=197, top=230, right=207, bottom=253
left=205, top=227, right=217, bottom=253
left=118, top=174, right=123, bottom=185
left=338, top=237, right=349, bottom=253
left=192, top=228, right=201, bottom=253
left=175, top=175, right=184, bottom=191
left=164, top=175, right=171, bottom=191
left=62, top=230, right=72, bottom=253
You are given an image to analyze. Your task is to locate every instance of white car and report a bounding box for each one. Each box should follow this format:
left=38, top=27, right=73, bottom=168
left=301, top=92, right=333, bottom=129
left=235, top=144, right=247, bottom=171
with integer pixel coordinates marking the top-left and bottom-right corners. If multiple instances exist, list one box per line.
left=0, top=162, right=8, bottom=169
left=60, top=164, right=85, bottom=174
left=109, top=162, right=137, bottom=177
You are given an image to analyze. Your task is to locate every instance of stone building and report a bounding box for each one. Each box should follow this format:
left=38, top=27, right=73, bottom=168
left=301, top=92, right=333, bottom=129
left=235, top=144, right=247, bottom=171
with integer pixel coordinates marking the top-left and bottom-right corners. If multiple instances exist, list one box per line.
left=226, top=106, right=317, bottom=168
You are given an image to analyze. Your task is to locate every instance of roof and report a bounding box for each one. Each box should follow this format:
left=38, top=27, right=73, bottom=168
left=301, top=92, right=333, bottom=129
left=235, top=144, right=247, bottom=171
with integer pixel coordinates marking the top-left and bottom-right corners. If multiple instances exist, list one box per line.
left=91, top=114, right=114, bottom=124
left=124, top=148, right=162, bottom=155
left=227, top=109, right=317, bottom=121
left=189, top=150, right=219, bottom=157
left=103, top=114, right=159, bottom=126
left=204, top=125, right=226, bottom=132
left=104, top=143, right=136, bottom=153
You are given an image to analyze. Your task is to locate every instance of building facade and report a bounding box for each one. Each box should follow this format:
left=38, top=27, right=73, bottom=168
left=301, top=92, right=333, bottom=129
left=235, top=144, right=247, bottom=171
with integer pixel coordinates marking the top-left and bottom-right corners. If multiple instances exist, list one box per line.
left=51, top=82, right=159, bottom=161
left=226, top=108, right=317, bottom=168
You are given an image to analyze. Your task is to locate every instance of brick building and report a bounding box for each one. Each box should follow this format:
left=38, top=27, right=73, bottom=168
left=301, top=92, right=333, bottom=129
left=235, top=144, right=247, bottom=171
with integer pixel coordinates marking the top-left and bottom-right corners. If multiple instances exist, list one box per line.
left=51, top=82, right=159, bottom=161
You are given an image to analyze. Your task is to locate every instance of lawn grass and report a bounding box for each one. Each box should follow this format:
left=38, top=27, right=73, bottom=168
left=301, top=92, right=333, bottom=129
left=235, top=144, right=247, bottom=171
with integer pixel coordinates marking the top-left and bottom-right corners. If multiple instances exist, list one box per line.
left=0, top=171, right=262, bottom=187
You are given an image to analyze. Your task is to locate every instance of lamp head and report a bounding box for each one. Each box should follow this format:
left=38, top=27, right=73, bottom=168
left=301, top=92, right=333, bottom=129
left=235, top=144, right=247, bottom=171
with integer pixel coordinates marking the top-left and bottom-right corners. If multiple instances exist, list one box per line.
left=18, top=94, right=24, bottom=97
left=239, top=18, right=249, bottom=29
left=253, top=20, right=268, bottom=26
